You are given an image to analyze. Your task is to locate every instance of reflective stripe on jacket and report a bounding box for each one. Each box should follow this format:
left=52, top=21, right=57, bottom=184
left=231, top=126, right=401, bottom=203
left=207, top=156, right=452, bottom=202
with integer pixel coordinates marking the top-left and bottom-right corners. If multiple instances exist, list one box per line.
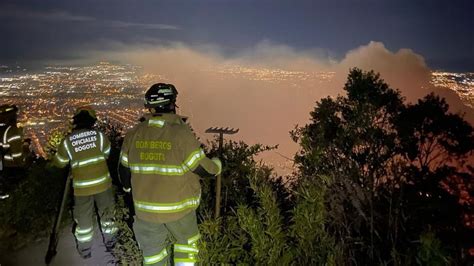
left=1, top=125, right=25, bottom=167
left=54, top=129, right=112, bottom=196
left=120, top=113, right=220, bottom=223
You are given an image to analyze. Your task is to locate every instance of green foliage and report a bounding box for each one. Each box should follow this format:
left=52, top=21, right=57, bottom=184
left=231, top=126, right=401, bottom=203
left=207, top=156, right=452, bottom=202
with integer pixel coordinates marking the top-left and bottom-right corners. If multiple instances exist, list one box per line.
left=199, top=212, right=252, bottom=264
left=292, top=68, right=474, bottom=264
left=236, top=170, right=290, bottom=265
left=198, top=140, right=279, bottom=264
left=415, top=231, right=451, bottom=266
left=290, top=176, right=339, bottom=265
left=200, top=139, right=277, bottom=216
left=44, top=129, right=68, bottom=159
left=199, top=167, right=339, bottom=265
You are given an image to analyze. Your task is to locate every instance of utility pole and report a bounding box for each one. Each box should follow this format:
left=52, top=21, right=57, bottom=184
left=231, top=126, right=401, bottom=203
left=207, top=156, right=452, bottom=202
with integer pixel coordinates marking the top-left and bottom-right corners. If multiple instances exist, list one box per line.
left=205, top=127, right=239, bottom=218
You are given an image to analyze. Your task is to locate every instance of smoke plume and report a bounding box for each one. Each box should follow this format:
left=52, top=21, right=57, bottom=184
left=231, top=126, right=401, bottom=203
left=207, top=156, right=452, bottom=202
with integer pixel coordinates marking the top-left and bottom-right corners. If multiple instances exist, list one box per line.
left=96, top=41, right=473, bottom=173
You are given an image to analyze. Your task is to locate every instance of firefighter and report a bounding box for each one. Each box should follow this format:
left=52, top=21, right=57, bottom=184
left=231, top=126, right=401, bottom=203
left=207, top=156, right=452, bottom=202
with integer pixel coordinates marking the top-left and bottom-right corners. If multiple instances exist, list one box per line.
left=53, top=106, right=116, bottom=259
left=119, top=83, right=221, bottom=265
left=0, top=104, right=27, bottom=199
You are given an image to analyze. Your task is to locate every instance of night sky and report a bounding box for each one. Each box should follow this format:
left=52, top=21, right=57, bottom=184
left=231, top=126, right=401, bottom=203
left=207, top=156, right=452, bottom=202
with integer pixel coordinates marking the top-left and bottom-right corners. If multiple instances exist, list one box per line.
left=0, top=0, right=473, bottom=71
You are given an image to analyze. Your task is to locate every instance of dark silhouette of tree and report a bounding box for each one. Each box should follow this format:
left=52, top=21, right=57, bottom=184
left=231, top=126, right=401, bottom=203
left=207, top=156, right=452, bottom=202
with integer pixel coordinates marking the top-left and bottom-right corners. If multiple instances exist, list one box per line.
left=396, top=94, right=474, bottom=261
left=292, top=68, right=474, bottom=264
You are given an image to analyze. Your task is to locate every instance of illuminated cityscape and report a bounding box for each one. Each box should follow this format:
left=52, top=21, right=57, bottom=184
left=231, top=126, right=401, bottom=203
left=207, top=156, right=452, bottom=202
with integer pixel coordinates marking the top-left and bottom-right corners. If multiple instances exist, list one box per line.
left=431, top=71, right=474, bottom=108
left=0, top=62, right=336, bottom=159
left=204, top=65, right=335, bottom=83
left=1, top=62, right=473, bottom=159
left=0, top=62, right=165, bottom=157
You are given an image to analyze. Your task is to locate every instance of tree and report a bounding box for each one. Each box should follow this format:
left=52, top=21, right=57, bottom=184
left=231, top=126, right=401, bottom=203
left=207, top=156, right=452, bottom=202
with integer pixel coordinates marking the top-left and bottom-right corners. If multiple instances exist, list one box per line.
left=396, top=94, right=474, bottom=259
left=292, top=68, right=474, bottom=264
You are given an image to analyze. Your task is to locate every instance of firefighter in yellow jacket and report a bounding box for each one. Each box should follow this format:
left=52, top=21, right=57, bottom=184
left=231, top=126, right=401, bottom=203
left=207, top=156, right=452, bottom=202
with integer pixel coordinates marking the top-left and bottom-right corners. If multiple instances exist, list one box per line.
left=0, top=105, right=26, bottom=168
left=53, top=107, right=116, bottom=259
left=119, top=83, right=221, bottom=265
left=0, top=104, right=28, bottom=199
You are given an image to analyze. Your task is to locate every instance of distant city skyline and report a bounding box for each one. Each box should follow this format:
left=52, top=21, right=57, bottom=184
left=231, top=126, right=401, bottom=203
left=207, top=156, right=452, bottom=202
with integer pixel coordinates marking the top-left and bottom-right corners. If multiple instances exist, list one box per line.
left=0, top=0, right=473, bottom=72
left=1, top=61, right=472, bottom=173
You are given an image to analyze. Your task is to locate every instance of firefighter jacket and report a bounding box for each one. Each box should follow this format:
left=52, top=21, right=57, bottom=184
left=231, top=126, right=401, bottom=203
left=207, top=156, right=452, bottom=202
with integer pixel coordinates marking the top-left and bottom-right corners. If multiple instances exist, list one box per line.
left=53, top=128, right=112, bottom=196
left=119, top=113, right=221, bottom=224
left=1, top=125, right=25, bottom=168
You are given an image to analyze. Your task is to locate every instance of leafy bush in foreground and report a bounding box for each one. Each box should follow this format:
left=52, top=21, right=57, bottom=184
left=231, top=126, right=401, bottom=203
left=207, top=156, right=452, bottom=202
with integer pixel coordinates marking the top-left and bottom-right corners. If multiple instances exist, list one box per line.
left=199, top=169, right=339, bottom=265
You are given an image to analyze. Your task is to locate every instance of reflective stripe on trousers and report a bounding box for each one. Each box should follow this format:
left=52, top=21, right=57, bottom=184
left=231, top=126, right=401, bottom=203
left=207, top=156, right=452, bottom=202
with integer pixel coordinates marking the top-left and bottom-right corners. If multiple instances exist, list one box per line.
left=144, top=248, right=168, bottom=265
left=75, top=226, right=94, bottom=243
left=174, top=233, right=200, bottom=265
left=134, top=212, right=199, bottom=266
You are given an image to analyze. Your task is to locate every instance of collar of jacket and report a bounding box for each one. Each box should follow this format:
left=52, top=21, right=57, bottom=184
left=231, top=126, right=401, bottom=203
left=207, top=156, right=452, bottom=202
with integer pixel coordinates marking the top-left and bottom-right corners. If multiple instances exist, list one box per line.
left=144, top=113, right=188, bottom=125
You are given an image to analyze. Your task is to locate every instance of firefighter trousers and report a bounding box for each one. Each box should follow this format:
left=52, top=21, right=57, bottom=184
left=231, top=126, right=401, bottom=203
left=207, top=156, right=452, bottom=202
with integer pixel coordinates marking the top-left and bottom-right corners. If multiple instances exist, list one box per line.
left=133, top=211, right=200, bottom=266
left=73, top=188, right=117, bottom=252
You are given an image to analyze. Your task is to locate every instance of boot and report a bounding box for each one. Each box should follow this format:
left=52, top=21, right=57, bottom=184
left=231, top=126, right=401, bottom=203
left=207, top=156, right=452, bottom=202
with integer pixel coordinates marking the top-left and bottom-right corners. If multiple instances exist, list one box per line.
left=105, top=236, right=116, bottom=252
left=78, top=247, right=92, bottom=259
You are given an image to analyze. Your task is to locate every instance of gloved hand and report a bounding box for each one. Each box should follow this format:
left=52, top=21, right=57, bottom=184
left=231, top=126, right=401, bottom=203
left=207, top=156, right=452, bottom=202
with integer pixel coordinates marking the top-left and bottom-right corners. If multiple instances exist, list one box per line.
left=211, top=157, right=222, bottom=175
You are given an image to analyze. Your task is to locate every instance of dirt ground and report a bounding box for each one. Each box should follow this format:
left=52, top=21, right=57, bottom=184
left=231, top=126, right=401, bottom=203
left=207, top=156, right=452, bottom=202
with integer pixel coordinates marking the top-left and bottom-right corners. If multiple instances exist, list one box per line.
left=0, top=225, right=114, bottom=266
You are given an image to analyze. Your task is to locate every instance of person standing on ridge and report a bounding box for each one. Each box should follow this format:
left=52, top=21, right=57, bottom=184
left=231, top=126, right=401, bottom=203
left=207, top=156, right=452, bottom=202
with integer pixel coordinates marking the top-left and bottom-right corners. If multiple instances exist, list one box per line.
left=0, top=104, right=28, bottom=199
left=119, top=83, right=221, bottom=266
left=53, top=106, right=117, bottom=259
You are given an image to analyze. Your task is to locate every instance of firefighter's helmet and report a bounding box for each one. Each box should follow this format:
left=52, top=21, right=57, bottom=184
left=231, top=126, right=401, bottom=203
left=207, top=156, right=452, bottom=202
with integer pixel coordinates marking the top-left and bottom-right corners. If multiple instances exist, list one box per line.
left=74, top=106, right=97, bottom=120
left=144, top=83, right=178, bottom=109
left=73, top=106, right=97, bottom=129
left=0, top=104, right=18, bottom=127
